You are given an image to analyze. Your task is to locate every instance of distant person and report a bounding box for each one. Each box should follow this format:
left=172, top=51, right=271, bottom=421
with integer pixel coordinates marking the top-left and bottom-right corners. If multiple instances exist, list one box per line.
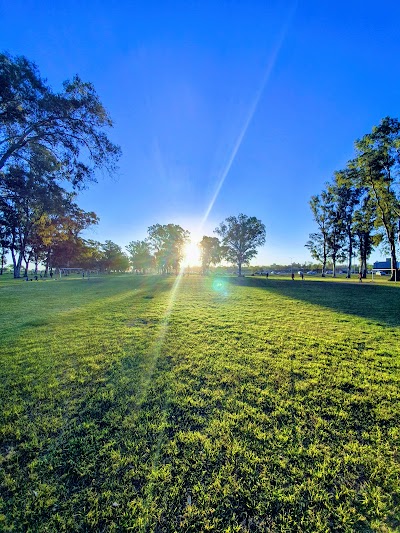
left=265, top=272, right=269, bottom=279
left=300, top=271, right=304, bottom=280
left=50, top=270, right=53, bottom=279
left=291, top=272, right=295, bottom=281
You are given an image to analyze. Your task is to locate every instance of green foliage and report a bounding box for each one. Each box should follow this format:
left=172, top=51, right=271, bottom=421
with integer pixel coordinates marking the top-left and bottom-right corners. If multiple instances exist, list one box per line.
left=215, top=214, right=266, bottom=276
left=0, top=51, right=120, bottom=278
left=308, top=117, right=400, bottom=280
left=126, top=240, right=153, bottom=273
left=199, top=236, right=222, bottom=273
left=1, top=275, right=399, bottom=531
left=354, top=117, right=400, bottom=278
left=0, top=52, right=121, bottom=187
left=147, top=223, right=190, bottom=274
left=100, top=240, right=130, bottom=272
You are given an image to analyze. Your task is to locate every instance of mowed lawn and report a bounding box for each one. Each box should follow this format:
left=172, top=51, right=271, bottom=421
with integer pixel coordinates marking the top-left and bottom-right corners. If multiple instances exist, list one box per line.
left=0, top=274, right=400, bottom=532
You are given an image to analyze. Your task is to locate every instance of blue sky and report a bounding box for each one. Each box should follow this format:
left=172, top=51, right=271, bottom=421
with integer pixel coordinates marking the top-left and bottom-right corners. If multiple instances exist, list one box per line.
left=1, top=0, right=400, bottom=265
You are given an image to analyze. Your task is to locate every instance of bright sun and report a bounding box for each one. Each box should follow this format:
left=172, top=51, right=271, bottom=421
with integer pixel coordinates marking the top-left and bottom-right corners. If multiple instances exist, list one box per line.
left=182, top=240, right=201, bottom=267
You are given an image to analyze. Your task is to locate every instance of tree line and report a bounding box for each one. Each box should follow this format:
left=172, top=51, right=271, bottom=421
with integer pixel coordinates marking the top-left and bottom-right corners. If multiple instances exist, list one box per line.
left=0, top=52, right=121, bottom=278
left=127, top=214, right=266, bottom=276
left=306, top=117, right=400, bottom=281
left=0, top=53, right=266, bottom=278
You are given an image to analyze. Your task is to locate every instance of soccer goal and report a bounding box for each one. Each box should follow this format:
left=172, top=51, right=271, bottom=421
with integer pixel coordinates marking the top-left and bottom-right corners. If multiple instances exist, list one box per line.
left=59, top=267, right=85, bottom=279
left=371, top=268, right=398, bottom=282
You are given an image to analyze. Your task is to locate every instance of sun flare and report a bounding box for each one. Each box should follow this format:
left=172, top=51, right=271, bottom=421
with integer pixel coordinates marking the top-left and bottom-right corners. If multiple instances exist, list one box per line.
left=182, top=240, right=201, bottom=267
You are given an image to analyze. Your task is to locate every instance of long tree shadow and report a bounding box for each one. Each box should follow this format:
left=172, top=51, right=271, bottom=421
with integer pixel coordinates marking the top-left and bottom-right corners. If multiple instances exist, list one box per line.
left=224, top=276, right=400, bottom=327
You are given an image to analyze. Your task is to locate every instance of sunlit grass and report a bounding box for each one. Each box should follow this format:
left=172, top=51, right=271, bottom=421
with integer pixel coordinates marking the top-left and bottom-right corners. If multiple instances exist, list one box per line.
left=0, top=274, right=399, bottom=531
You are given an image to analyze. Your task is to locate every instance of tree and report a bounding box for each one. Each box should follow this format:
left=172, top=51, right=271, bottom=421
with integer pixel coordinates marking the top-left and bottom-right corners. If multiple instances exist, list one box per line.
left=329, top=175, right=361, bottom=277
left=306, top=193, right=331, bottom=276
left=214, top=214, right=266, bottom=276
left=354, top=117, right=400, bottom=281
left=199, top=236, right=222, bottom=273
left=0, top=52, right=121, bottom=188
left=0, top=223, right=10, bottom=274
left=353, top=194, right=376, bottom=277
left=126, top=240, right=153, bottom=273
left=40, top=207, right=99, bottom=273
left=305, top=233, right=327, bottom=271
left=147, top=224, right=190, bottom=274
left=0, top=147, right=71, bottom=277
left=100, top=240, right=129, bottom=272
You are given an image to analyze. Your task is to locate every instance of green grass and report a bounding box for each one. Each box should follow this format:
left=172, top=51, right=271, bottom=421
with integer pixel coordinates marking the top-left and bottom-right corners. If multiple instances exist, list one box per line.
left=0, top=273, right=400, bottom=532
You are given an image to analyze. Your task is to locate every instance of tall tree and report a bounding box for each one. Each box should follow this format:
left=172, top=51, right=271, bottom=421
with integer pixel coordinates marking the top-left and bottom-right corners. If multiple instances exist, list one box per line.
left=40, top=207, right=99, bottom=273
left=0, top=147, right=70, bottom=277
left=353, top=193, right=376, bottom=278
left=100, top=240, right=129, bottom=272
left=199, top=236, right=222, bottom=273
left=0, top=52, right=121, bottom=188
left=305, top=232, right=327, bottom=272
left=126, top=240, right=153, bottom=273
left=330, top=172, right=361, bottom=278
left=214, top=214, right=266, bottom=276
left=147, top=224, right=190, bottom=274
left=0, top=223, right=10, bottom=274
left=307, top=192, right=331, bottom=276
left=354, top=117, right=400, bottom=280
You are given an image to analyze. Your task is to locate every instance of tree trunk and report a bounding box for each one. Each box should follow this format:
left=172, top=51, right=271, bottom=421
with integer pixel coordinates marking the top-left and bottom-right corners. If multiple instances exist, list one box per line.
left=361, top=257, right=367, bottom=278
left=321, top=258, right=326, bottom=277
left=238, top=262, right=242, bottom=276
left=13, top=252, right=23, bottom=279
left=346, top=232, right=352, bottom=278
left=332, top=260, right=336, bottom=277
left=389, top=237, right=398, bottom=281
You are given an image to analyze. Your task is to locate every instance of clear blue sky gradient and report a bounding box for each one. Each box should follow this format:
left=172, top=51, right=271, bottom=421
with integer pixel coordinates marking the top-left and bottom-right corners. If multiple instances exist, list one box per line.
left=1, top=0, right=400, bottom=265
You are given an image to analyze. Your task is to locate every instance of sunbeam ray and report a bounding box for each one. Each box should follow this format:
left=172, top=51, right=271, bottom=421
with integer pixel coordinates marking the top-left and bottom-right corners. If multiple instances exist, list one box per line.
left=200, top=2, right=298, bottom=230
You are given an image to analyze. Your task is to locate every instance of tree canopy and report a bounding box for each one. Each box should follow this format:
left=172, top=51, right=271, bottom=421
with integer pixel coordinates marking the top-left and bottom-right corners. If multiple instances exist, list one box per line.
left=0, top=52, right=121, bottom=188
left=199, top=236, right=222, bottom=274
left=147, top=224, right=190, bottom=274
left=215, top=214, right=266, bottom=276
left=306, top=117, right=400, bottom=280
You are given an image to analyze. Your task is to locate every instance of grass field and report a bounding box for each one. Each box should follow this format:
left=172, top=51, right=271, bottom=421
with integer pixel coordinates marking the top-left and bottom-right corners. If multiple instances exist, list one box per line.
left=0, top=273, right=399, bottom=532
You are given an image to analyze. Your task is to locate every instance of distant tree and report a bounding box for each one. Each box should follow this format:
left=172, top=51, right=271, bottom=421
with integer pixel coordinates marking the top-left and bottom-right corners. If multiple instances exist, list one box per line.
left=100, top=240, right=129, bottom=272
left=42, top=207, right=99, bottom=273
left=305, top=232, right=327, bottom=271
left=214, top=214, right=266, bottom=276
left=0, top=52, right=121, bottom=188
left=354, top=117, right=400, bottom=280
left=147, top=224, right=190, bottom=274
left=325, top=204, right=346, bottom=277
left=306, top=193, right=331, bottom=276
left=0, top=223, right=10, bottom=274
left=353, top=194, right=376, bottom=277
left=126, top=240, right=153, bottom=273
left=329, top=174, right=361, bottom=277
left=0, top=147, right=70, bottom=277
left=199, top=236, right=222, bottom=273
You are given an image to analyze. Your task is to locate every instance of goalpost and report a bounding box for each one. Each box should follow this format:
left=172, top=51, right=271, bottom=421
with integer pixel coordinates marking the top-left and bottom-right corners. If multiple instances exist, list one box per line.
left=59, top=267, right=87, bottom=279
left=371, top=268, right=398, bottom=282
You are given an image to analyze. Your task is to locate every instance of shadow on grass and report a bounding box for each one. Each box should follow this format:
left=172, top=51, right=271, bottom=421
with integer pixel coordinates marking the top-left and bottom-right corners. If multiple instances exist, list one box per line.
left=224, top=276, right=400, bottom=327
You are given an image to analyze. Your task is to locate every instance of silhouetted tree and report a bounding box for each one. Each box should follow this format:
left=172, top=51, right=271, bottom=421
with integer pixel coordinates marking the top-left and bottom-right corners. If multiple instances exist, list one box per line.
left=0, top=52, right=121, bottom=188
left=215, top=214, right=266, bottom=276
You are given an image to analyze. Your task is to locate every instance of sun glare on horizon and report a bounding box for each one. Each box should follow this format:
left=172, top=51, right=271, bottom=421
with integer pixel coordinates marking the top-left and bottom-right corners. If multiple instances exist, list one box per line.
left=182, top=239, right=201, bottom=267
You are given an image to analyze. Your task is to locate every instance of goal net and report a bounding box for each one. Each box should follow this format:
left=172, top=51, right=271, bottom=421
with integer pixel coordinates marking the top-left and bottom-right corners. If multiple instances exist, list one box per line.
left=371, top=268, right=398, bottom=282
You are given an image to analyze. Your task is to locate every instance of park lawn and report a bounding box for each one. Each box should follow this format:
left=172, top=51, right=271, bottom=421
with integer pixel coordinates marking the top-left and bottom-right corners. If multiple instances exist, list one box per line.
left=0, top=274, right=399, bottom=532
